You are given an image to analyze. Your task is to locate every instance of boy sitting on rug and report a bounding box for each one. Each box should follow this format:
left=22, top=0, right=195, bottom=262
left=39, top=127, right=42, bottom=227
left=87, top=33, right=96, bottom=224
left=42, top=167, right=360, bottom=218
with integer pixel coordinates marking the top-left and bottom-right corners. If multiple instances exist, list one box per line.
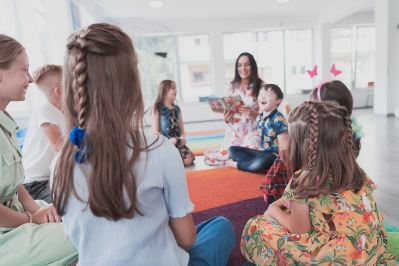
left=228, top=84, right=288, bottom=173
left=22, top=64, right=65, bottom=203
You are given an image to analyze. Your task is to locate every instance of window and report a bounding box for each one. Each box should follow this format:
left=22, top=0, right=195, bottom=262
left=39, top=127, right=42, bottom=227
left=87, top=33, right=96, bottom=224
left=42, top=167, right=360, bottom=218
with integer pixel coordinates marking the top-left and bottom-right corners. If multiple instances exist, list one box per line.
left=178, top=34, right=212, bottom=102
left=223, top=29, right=313, bottom=95
left=133, top=34, right=213, bottom=105
left=134, top=36, right=177, bottom=109
left=331, top=27, right=354, bottom=89
left=284, top=29, right=313, bottom=94
left=330, top=26, right=375, bottom=89
left=223, top=32, right=255, bottom=83
left=355, top=27, right=375, bottom=88
left=256, top=31, right=284, bottom=91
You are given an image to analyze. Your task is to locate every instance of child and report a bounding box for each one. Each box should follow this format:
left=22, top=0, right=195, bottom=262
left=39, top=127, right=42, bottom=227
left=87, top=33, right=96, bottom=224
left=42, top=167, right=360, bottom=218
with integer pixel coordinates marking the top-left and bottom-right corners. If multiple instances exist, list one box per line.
left=260, top=80, right=362, bottom=204
left=0, top=34, right=77, bottom=265
left=228, top=84, right=288, bottom=173
left=52, top=23, right=235, bottom=266
left=151, top=79, right=195, bottom=166
left=241, top=101, right=397, bottom=265
left=22, top=64, right=65, bottom=203
left=310, top=80, right=362, bottom=156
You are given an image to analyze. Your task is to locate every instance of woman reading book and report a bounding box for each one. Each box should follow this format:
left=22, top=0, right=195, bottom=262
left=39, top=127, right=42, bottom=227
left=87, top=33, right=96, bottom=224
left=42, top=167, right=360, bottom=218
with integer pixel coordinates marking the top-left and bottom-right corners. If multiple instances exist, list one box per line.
left=205, top=52, right=264, bottom=165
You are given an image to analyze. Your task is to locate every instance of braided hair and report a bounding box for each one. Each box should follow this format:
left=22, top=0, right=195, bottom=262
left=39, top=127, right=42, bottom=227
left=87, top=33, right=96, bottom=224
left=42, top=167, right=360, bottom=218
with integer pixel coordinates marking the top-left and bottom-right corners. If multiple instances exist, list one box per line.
left=287, top=101, right=365, bottom=199
left=53, top=23, right=150, bottom=220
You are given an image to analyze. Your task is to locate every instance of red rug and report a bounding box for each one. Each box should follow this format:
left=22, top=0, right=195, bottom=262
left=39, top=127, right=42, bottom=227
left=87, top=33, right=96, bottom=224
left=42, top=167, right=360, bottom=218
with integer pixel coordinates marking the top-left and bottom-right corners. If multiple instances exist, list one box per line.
left=186, top=167, right=265, bottom=212
left=186, top=167, right=266, bottom=266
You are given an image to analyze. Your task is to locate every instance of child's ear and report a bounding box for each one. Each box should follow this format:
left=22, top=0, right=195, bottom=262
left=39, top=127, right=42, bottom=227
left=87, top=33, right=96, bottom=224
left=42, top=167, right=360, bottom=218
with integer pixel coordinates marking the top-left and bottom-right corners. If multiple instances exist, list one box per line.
left=54, top=85, right=61, bottom=97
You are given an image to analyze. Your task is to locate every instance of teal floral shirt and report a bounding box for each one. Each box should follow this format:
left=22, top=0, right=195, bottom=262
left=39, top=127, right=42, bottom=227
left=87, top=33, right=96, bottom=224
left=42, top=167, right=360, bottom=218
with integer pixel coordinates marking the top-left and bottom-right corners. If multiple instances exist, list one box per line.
left=256, top=109, right=288, bottom=154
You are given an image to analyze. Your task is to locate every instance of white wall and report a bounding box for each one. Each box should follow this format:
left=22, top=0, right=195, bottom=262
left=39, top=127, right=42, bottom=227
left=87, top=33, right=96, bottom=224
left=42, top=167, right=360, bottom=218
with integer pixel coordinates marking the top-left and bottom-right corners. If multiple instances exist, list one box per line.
left=374, top=0, right=399, bottom=115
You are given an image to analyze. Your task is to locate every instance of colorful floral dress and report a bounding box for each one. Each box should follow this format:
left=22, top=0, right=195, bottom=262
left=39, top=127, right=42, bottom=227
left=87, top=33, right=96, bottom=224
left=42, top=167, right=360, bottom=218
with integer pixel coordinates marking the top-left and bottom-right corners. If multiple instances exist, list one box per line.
left=204, top=82, right=260, bottom=165
left=222, top=82, right=260, bottom=150
left=242, top=175, right=397, bottom=265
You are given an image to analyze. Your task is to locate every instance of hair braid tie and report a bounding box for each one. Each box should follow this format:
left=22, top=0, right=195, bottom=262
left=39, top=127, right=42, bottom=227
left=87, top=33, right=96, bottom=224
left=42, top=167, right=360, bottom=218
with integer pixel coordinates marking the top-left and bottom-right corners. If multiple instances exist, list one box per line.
left=344, top=114, right=353, bottom=154
left=69, top=33, right=89, bottom=163
left=307, top=102, right=319, bottom=171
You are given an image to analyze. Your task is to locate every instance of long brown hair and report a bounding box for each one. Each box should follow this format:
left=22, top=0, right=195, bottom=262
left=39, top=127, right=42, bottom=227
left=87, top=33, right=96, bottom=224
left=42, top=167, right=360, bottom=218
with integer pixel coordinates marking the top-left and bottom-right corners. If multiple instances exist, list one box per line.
left=0, top=34, right=24, bottom=69
left=310, top=80, right=360, bottom=156
left=287, top=101, right=365, bottom=199
left=231, top=52, right=263, bottom=99
left=310, top=80, right=353, bottom=115
left=153, top=79, right=175, bottom=113
left=53, top=23, right=146, bottom=220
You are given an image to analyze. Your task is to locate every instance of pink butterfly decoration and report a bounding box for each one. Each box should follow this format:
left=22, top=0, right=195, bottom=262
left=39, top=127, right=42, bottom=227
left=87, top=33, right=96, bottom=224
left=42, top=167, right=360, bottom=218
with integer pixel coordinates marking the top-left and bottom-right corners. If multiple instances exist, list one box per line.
left=330, top=63, right=342, bottom=77
left=306, top=65, right=317, bottom=78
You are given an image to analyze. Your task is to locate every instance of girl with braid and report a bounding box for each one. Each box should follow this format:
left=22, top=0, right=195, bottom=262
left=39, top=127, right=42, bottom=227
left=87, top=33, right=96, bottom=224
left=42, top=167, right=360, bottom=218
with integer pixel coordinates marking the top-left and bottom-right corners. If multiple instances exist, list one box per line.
left=241, top=101, right=397, bottom=265
left=260, top=80, right=363, bottom=205
left=0, top=34, right=77, bottom=265
left=152, top=80, right=195, bottom=166
left=53, top=23, right=235, bottom=266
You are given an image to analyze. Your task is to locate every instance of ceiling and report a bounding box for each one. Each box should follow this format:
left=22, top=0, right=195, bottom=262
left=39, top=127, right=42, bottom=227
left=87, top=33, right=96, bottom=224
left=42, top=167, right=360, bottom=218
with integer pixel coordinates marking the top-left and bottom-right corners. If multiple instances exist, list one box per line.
left=77, top=0, right=374, bottom=22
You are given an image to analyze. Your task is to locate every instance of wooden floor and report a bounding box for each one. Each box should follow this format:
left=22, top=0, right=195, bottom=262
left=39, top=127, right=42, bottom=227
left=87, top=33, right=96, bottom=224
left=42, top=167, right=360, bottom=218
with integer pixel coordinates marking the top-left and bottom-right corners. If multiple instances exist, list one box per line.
left=355, top=109, right=399, bottom=227
left=186, top=108, right=399, bottom=227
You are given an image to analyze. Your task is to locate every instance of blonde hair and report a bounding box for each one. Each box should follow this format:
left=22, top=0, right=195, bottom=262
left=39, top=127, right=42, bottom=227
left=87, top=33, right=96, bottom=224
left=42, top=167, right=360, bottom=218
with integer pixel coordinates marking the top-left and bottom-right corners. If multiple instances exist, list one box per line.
left=33, top=64, right=62, bottom=97
left=0, top=34, right=24, bottom=69
left=53, top=23, right=149, bottom=220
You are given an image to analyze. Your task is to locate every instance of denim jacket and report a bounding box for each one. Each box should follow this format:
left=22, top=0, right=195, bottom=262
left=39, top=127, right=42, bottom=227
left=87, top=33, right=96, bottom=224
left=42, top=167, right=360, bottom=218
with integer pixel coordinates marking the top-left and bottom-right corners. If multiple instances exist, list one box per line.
left=159, top=104, right=181, bottom=138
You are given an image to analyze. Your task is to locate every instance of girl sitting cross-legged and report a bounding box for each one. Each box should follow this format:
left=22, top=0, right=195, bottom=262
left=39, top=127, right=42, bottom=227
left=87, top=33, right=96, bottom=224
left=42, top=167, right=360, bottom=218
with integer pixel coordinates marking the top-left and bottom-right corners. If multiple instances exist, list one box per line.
left=151, top=80, right=195, bottom=166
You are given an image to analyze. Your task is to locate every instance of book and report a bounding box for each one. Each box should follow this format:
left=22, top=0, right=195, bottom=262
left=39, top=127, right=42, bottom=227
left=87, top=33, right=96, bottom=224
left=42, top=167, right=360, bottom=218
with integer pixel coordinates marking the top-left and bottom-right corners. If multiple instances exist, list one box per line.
left=199, top=95, right=244, bottom=113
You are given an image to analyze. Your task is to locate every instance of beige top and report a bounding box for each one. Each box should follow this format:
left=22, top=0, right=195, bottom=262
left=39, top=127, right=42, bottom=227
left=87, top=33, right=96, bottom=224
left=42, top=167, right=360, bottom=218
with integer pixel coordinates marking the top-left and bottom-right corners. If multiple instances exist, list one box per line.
left=0, top=110, right=24, bottom=213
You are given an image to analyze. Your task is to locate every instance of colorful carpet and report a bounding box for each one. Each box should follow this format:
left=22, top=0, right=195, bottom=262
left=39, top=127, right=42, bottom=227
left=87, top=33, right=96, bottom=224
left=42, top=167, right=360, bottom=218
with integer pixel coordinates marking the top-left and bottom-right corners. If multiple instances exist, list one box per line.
left=186, top=129, right=224, bottom=156
left=187, top=168, right=265, bottom=265
left=186, top=167, right=399, bottom=265
left=186, top=168, right=264, bottom=212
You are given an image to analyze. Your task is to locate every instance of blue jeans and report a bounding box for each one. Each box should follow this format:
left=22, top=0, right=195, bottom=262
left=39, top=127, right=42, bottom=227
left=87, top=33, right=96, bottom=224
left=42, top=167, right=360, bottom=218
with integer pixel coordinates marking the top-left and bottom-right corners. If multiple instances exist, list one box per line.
left=228, top=146, right=276, bottom=173
left=189, top=216, right=235, bottom=266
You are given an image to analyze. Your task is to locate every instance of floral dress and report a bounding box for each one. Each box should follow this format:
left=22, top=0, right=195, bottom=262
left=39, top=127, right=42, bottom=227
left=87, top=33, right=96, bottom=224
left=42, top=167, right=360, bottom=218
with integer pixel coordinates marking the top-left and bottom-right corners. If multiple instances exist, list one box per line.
left=241, top=175, right=397, bottom=265
left=204, top=82, right=260, bottom=165
left=222, top=82, right=260, bottom=150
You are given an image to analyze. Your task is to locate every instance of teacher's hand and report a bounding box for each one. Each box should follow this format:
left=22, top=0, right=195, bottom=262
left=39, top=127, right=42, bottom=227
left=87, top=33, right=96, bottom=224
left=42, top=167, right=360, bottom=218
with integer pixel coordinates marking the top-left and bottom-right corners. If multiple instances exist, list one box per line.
left=239, top=106, right=257, bottom=120
left=224, top=111, right=234, bottom=123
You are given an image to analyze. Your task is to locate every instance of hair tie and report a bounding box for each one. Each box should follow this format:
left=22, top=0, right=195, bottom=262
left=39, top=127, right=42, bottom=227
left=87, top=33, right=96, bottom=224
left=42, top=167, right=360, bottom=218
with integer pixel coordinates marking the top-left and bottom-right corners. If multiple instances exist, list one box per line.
left=69, top=127, right=87, bottom=163
left=75, top=146, right=88, bottom=164
left=69, top=127, right=85, bottom=147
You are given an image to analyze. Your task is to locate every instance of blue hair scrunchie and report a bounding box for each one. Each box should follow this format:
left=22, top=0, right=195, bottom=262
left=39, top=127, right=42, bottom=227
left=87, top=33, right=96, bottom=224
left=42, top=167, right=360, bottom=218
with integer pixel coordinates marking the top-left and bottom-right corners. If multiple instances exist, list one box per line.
left=69, top=127, right=85, bottom=147
left=69, top=127, right=87, bottom=163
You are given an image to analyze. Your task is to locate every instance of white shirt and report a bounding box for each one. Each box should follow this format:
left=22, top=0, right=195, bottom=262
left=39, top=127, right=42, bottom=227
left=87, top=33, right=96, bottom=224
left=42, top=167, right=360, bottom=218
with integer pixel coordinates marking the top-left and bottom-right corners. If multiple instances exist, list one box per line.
left=22, top=102, right=65, bottom=183
left=62, top=134, right=194, bottom=266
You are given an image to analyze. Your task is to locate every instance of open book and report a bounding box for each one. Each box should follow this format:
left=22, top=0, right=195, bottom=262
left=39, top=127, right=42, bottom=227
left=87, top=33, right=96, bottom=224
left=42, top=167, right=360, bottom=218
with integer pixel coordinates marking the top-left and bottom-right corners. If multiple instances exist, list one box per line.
left=199, top=95, right=244, bottom=113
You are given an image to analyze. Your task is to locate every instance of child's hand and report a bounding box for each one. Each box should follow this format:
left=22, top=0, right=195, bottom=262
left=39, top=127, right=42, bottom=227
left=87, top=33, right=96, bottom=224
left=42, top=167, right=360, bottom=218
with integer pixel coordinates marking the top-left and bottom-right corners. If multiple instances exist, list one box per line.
left=169, top=138, right=178, bottom=145
left=32, top=206, right=62, bottom=224
left=224, top=111, right=234, bottom=123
